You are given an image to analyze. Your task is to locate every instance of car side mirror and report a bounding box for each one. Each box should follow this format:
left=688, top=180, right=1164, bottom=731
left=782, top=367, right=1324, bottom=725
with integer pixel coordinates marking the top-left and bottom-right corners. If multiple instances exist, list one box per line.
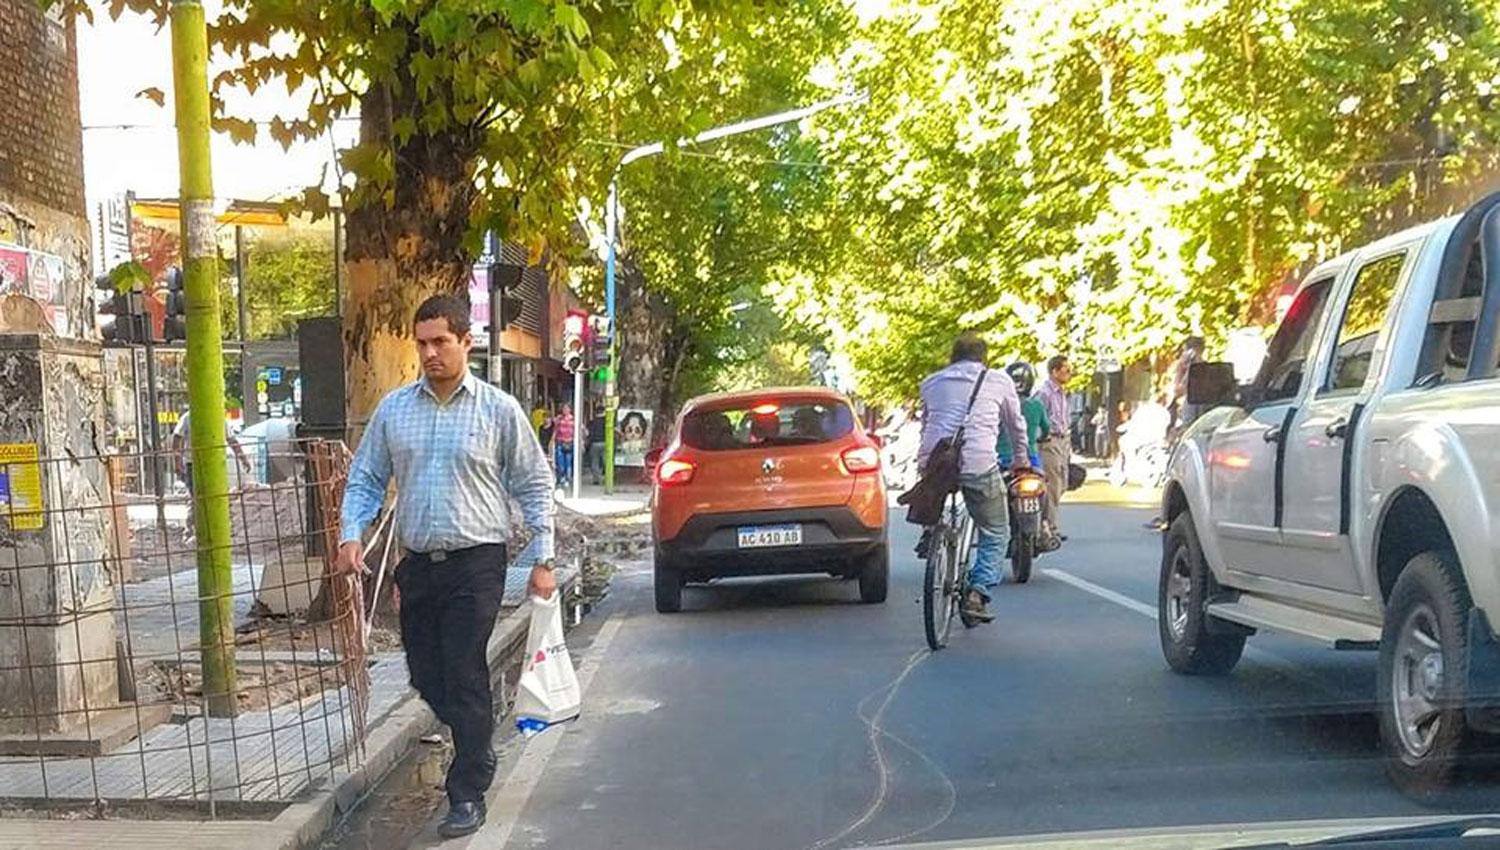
left=1187, top=361, right=1240, bottom=408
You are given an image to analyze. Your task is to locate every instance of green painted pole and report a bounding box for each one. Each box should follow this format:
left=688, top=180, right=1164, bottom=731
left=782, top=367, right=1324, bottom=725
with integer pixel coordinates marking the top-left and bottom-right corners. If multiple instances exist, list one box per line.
left=170, top=0, right=236, bottom=718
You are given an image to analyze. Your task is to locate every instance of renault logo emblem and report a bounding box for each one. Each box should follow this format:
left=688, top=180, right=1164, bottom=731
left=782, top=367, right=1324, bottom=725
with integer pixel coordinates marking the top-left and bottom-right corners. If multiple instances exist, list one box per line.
left=762, top=458, right=776, bottom=474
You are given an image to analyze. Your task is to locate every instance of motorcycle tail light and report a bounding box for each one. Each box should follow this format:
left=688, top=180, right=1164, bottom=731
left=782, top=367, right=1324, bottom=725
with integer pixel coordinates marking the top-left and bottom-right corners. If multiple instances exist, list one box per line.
left=1014, top=476, right=1046, bottom=497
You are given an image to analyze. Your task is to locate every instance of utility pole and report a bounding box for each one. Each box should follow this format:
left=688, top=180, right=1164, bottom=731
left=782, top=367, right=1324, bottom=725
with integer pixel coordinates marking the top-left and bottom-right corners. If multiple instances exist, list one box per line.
left=234, top=224, right=248, bottom=341
left=170, top=0, right=237, bottom=717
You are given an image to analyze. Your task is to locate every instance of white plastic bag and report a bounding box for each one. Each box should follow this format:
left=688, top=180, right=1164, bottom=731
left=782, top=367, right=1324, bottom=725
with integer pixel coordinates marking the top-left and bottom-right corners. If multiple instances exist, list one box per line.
left=512, top=591, right=581, bottom=736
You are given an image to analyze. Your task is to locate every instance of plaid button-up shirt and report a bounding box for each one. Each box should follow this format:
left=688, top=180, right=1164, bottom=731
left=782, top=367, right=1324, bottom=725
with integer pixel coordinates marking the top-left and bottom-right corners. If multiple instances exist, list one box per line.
left=340, top=372, right=556, bottom=568
left=1037, top=378, right=1071, bottom=437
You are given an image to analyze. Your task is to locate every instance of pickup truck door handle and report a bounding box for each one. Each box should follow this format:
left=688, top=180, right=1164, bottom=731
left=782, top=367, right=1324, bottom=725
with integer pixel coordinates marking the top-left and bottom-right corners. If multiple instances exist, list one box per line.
left=1325, top=417, right=1349, bottom=440
left=1262, top=425, right=1283, bottom=443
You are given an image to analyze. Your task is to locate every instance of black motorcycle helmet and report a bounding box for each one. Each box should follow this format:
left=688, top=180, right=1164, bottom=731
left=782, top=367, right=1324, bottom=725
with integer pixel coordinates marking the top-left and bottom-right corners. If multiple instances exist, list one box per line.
left=1006, top=360, right=1036, bottom=397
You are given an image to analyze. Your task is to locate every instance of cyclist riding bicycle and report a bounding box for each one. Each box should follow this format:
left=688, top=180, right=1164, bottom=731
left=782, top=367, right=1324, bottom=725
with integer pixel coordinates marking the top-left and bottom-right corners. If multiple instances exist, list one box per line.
left=917, top=333, right=1031, bottom=625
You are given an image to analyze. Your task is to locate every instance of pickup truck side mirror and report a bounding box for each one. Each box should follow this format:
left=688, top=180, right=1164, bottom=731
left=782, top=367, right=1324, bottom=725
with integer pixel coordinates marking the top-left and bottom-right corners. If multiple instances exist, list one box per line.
left=1187, top=361, right=1240, bottom=408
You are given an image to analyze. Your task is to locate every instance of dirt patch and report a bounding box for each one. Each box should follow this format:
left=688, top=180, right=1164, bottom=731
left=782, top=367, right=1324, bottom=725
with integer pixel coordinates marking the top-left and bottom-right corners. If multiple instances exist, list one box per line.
left=138, top=659, right=351, bottom=714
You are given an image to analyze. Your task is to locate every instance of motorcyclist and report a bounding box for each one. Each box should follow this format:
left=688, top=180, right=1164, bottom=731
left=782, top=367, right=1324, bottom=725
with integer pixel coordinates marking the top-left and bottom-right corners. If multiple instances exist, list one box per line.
left=996, top=361, right=1048, bottom=469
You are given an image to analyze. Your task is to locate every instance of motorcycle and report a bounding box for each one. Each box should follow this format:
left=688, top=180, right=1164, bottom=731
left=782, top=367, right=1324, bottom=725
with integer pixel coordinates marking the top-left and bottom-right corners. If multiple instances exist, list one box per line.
left=1006, top=469, right=1047, bottom=583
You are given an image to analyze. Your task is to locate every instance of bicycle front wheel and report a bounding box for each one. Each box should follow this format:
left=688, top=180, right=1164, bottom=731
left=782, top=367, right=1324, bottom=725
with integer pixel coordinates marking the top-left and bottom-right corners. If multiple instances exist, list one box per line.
left=923, top=525, right=958, bottom=650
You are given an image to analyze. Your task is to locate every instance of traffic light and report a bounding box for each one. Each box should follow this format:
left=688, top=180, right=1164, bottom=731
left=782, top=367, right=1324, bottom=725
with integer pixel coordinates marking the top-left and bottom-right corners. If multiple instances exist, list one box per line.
left=163, top=266, right=186, bottom=342
left=561, top=310, right=587, bottom=373
left=95, top=273, right=136, bottom=342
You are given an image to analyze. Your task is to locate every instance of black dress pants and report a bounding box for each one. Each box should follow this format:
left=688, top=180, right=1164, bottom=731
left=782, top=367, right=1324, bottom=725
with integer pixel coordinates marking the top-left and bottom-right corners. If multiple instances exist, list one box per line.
left=395, top=544, right=507, bottom=804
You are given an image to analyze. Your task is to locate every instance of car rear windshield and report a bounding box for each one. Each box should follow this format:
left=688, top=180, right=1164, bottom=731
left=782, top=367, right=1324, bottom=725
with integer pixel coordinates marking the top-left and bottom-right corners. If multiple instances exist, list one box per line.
left=680, top=400, right=855, bottom=450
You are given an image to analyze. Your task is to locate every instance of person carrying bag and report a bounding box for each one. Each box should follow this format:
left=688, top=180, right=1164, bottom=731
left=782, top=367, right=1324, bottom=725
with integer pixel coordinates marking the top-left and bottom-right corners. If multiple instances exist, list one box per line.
left=896, top=369, right=988, bottom=525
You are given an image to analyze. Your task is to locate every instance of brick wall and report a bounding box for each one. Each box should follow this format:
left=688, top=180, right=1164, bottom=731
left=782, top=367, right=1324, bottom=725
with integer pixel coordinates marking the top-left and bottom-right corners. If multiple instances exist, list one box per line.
left=0, top=0, right=91, bottom=340
left=0, top=0, right=86, bottom=217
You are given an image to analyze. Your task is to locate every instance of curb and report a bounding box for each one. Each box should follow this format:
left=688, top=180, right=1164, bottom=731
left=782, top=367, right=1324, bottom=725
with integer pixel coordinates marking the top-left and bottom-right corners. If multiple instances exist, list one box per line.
left=271, top=572, right=574, bottom=850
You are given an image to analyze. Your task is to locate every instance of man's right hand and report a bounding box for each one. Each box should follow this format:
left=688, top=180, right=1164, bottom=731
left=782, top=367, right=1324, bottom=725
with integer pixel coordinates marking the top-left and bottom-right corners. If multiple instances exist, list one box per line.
left=334, top=541, right=365, bottom=575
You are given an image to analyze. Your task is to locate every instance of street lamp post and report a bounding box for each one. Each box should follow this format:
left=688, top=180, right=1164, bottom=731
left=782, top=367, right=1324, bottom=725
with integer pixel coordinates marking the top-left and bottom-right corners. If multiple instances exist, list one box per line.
left=601, top=92, right=865, bottom=493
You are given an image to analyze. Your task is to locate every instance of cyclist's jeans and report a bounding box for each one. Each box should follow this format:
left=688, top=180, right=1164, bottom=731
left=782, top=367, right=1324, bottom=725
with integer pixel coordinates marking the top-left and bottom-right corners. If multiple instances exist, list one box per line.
left=959, top=466, right=1011, bottom=601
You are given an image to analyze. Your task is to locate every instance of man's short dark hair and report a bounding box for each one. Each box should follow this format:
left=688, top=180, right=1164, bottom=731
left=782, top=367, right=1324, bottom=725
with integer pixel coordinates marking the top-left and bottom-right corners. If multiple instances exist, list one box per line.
left=414, top=294, right=471, bottom=336
left=950, top=333, right=988, bottom=365
left=1047, top=354, right=1070, bottom=374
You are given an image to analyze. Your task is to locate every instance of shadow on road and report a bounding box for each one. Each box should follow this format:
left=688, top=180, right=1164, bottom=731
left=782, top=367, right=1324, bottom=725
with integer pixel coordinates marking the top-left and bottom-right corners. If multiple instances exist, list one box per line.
left=677, top=575, right=872, bottom=613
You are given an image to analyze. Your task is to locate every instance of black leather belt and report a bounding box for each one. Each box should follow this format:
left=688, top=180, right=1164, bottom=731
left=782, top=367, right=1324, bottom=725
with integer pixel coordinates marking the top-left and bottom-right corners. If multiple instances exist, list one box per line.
left=412, top=542, right=502, bottom=563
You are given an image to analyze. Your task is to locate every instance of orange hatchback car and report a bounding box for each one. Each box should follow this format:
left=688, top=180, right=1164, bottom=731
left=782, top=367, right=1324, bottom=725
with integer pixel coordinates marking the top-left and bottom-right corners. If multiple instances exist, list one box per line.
left=651, top=387, right=889, bottom=613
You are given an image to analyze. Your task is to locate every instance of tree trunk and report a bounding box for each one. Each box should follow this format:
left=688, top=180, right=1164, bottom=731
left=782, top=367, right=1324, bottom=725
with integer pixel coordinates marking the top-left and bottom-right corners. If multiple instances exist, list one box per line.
left=342, top=81, right=480, bottom=444
left=615, top=256, right=679, bottom=444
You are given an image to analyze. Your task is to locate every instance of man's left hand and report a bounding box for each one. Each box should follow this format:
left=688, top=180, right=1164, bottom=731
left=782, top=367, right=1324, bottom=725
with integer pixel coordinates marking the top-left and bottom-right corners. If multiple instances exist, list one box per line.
left=527, top=562, right=557, bottom=600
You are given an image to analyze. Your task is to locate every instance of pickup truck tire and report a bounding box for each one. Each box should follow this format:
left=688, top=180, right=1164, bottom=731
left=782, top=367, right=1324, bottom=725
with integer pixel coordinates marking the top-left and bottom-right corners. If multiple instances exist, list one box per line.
left=1159, top=514, right=1245, bottom=676
left=1377, top=551, right=1474, bottom=799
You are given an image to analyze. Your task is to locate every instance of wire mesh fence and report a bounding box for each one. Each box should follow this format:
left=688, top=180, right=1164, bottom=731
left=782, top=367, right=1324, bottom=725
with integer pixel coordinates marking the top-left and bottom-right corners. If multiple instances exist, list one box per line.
left=0, top=439, right=371, bottom=813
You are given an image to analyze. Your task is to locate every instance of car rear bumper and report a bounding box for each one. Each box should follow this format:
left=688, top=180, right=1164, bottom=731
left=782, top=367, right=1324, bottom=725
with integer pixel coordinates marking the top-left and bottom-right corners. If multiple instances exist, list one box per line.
left=656, top=506, right=885, bottom=579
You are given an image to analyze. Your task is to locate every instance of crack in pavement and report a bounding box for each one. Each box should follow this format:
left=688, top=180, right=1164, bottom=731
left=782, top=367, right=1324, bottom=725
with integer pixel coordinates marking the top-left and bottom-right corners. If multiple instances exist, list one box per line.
left=807, top=646, right=957, bottom=850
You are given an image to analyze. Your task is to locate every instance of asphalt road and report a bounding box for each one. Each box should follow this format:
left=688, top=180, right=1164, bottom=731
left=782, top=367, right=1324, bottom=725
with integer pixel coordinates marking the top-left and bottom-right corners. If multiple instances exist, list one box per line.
left=357, top=486, right=1500, bottom=850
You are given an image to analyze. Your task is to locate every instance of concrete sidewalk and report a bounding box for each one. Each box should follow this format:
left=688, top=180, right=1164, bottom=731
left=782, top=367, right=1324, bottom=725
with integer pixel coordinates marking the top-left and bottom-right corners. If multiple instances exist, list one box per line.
left=0, top=568, right=580, bottom=850
left=556, top=483, right=650, bottom=517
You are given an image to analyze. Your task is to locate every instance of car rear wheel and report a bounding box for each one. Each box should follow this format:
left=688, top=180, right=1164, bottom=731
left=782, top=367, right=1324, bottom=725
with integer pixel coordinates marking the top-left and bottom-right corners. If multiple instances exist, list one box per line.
left=858, top=544, right=889, bottom=604
left=1158, top=513, right=1244, bottom=675
left=654, top=549, right=683, bottom=614
left=1378, top=551, right=1476, bottom=799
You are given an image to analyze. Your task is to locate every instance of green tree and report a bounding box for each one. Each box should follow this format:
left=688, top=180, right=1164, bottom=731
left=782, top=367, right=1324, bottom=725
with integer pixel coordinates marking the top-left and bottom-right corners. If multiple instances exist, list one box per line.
left=74, top=0, right=775, bottom=431
left=220, top=235, right=337, bottom=340
left=780, top=0, right=1500, bottom=403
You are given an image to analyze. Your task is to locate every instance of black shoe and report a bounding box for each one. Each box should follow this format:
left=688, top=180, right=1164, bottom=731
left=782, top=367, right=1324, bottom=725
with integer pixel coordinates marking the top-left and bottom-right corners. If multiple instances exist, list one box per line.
left=960, top=590, right=994, bottom=625
left=440, top=800, right=487, bottom=839
left=915, top=529, right=933, bottom=559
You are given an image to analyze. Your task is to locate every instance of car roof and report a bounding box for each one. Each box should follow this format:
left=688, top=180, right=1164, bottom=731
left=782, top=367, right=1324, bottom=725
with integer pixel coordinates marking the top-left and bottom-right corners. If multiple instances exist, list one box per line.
left=681, top=386, right=851, bottom=415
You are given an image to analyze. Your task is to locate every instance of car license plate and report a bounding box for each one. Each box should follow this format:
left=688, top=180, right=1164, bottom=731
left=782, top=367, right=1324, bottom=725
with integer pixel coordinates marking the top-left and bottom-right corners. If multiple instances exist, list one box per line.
left=736, top=524, right=803, bottom=548
left=1017, top=497, right=1040, bottom=514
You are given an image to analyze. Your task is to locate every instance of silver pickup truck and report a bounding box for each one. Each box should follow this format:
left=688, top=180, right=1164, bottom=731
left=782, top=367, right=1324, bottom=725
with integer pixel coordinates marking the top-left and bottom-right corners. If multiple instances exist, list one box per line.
left=1161, top=192, right=1500, bottom=797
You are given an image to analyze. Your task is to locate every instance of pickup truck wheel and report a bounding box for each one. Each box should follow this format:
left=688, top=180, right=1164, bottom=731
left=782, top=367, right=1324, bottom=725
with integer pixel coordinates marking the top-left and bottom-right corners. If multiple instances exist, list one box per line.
left=858, top=544, right=890, bottom=604
left=1158, top=514, right=1245, bottom=676
left=1378, top=551, right=1474, bottom=799
left=653, top=549, right=684, bottom=614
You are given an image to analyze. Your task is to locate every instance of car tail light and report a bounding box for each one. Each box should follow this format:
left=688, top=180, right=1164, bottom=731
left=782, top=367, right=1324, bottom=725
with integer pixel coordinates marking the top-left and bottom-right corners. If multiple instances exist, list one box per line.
left=657, top=458, right=696, bottom=485
left=1013, top=475, right=1045, bottom=496
left=841, top=446, right=881, bottom=474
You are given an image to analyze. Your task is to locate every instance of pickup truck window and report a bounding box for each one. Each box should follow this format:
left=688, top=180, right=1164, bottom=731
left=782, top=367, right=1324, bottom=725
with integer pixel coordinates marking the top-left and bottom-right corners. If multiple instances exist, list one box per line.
left=1255, top=279, right=1333, bottom=405
left=1419, top=248, right=1484, bottom=384
left=1326, top=252, right=1406, bottom=393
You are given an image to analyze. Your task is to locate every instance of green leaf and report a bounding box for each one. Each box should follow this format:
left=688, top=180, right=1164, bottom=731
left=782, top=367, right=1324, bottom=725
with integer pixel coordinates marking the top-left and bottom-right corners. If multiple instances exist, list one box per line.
left=552, top=3, right=590, bottom=40
left=107, top=261, right=152, bottom=293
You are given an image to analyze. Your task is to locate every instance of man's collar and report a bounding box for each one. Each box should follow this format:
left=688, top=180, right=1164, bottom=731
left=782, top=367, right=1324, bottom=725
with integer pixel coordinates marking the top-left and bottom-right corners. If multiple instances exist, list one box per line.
left=419, top=370, right=478, bottom=402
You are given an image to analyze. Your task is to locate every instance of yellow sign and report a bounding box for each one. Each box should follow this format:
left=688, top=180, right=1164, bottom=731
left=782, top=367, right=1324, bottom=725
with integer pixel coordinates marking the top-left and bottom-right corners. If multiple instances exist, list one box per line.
left=0, top=443, right=43, bottom=531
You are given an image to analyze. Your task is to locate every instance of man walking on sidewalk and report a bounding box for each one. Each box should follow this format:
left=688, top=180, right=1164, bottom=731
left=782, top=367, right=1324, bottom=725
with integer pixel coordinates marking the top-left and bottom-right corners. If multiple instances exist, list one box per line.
left=1036, top=354, right=1073, bottom=546
left=336, top=294, right=556, bottom=839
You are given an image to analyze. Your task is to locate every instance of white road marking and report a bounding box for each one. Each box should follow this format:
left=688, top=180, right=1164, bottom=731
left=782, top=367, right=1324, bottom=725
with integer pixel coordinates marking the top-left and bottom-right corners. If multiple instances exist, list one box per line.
left=1041, top=568, right=1344, bottom=699
left=462, top=612, right=626, bottom=850
left=1043, top=568, right=1157, bottom=619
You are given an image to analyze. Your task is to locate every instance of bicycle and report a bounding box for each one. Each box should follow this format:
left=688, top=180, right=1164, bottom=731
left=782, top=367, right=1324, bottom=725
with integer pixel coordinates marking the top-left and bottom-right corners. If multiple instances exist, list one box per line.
left=923, top=487, right=976, bottom=651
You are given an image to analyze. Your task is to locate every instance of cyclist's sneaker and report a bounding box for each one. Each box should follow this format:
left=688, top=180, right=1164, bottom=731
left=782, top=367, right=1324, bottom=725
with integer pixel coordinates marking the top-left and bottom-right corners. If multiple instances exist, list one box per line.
left=961, top=590, right=994, bottom=624
left=914, top=528, right=933, bottom=559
